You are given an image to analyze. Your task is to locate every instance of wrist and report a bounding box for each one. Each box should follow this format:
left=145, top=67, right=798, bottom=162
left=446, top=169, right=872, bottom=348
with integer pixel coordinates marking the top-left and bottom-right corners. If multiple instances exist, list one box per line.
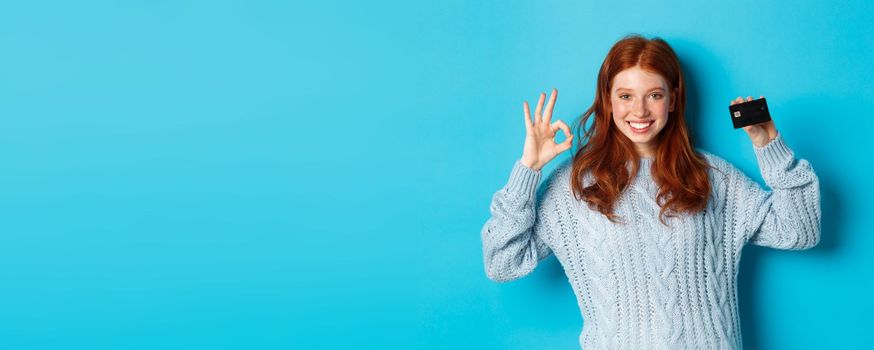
left=519, top=157, right=542, bottom=171
left=752, top=138, right=770, bottom=148
left=753, top=131, right=779, bottom=148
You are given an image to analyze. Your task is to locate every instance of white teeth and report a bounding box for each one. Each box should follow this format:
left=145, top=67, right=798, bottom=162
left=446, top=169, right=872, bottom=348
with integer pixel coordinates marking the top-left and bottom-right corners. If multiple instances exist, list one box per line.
left=629, top=121, right=652, bottom=129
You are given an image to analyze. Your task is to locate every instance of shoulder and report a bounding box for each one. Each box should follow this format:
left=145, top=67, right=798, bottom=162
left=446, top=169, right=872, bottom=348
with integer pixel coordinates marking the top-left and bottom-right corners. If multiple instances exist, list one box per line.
left=696, top=149, right=727, bottom=170
left=544, top=156, right=574, bottom=188
left=536, top=157, right=574, bottom=199
left=695, top=148, right=751, bottom=189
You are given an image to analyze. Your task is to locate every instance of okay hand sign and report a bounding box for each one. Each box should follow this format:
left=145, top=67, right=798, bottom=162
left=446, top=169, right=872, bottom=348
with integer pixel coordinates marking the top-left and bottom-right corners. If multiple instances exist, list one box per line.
left=520, top=88, right=574, bottom=171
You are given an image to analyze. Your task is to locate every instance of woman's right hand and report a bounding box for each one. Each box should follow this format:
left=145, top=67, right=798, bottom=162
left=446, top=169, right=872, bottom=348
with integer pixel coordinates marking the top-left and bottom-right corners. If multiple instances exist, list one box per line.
left=520, top=88, right=574, bottom=170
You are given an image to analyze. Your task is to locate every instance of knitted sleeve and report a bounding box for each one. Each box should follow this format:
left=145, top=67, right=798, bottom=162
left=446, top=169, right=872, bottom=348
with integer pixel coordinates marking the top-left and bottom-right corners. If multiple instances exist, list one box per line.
left=481, top=160, right=558, bottom=282
left=729, top=132, right=822, bottom=250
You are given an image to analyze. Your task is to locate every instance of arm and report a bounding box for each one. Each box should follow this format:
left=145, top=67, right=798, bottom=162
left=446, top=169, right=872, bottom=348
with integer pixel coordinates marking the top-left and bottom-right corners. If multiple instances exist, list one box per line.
left=736, top=132, right=822, bottom=249
left=481, top=160, right=557, bottom=282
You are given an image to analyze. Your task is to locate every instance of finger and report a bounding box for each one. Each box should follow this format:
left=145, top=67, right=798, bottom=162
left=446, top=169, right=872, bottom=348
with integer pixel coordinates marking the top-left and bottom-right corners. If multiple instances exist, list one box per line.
left=534, top=93, right=545, bottom=124
left=543, top=88, right=557, bottom=123
left=553, top=120, right=572, bottom=138
left=548, top=122, right=573, bottom=151
left=759, top=95, right=764, bottom=99
left=559, top=134, right=574, bottom=151
left=736, top=96, right=744, bottom=104
left=746, top=96, right=753, bottom=102
left=523, top=101, right=532, bottom=129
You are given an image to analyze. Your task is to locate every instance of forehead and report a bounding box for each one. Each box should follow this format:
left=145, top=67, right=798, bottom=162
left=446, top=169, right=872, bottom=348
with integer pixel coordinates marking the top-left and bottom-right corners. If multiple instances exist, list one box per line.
left=612, top=66, right=668, bottom=91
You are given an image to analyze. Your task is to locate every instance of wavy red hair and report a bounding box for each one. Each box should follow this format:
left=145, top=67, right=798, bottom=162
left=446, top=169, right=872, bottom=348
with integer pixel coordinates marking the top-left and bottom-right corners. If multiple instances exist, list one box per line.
left=571, top=34, right=712, bottom=226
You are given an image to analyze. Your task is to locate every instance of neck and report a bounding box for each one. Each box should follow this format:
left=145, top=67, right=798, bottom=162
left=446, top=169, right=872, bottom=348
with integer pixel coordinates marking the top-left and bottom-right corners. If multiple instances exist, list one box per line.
left=634, top=142, right=655, bottom=159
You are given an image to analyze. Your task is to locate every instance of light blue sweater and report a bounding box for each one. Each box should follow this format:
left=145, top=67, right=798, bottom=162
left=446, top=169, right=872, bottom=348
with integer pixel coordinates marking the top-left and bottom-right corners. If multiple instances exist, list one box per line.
left=481, top=132, right=821, bottom=349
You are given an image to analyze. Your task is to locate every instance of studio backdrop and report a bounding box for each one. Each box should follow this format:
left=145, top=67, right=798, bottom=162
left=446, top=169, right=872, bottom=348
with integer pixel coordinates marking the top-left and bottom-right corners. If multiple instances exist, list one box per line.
left=0, top=1, right=871, bottom=349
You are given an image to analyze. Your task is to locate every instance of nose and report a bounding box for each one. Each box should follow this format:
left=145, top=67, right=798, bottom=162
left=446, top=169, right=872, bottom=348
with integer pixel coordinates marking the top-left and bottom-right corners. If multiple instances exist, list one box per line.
left=632, top=99, right=648, bottom=117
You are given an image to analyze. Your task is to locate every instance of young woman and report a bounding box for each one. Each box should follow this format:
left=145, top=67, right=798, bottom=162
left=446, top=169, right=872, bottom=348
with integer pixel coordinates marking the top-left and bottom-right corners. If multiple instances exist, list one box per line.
left=481, top=34, right=821, bottom=350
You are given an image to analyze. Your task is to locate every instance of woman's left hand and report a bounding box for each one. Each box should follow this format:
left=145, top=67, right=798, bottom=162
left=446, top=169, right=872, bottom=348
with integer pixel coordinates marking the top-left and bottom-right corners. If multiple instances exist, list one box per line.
left=732, top=95, right=778, bottom=147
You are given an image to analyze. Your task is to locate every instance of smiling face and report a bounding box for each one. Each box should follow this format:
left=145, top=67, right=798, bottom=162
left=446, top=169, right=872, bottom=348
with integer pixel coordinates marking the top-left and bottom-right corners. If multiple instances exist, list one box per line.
left=610, top=65, right=677, bottom=158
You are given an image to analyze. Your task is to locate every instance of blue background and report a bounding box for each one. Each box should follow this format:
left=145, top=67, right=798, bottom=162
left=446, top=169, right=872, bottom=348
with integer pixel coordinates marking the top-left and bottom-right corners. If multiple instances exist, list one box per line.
left=1, top=1, right=871, bottom=349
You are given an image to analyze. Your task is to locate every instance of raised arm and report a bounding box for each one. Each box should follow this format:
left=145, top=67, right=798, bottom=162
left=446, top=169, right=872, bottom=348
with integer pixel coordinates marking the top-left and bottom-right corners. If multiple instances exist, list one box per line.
left=729, top=95, right=821, bottom=250
left=481, top=160, right=557, bottom=282
left=482, top=88, right=572, bottom=282
left=733, top=132, right=822, bottom=250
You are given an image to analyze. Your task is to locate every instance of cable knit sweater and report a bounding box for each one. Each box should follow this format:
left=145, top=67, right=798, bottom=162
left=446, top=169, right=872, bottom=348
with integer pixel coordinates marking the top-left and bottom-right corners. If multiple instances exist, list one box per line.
left=480, top=132, right=821, bottom=350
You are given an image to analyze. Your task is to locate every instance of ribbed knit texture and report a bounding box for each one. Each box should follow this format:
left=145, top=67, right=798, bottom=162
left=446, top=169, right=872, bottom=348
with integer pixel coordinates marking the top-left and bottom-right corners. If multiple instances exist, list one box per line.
left=481, top=132, right=821, bottom=350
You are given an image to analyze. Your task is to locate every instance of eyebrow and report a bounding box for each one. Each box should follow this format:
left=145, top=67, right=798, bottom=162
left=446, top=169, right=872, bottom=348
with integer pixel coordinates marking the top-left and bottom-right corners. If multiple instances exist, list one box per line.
left=614, top=87, right=666, bottom=92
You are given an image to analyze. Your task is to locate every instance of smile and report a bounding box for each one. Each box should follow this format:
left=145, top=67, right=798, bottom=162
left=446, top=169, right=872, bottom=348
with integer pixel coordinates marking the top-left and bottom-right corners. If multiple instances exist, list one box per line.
left=628, top=121, right=653, bottom=132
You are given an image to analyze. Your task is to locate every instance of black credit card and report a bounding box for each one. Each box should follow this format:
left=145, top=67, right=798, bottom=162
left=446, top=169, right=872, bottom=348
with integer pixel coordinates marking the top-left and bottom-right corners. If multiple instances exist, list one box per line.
left=729, top=97, right=771, bottom=129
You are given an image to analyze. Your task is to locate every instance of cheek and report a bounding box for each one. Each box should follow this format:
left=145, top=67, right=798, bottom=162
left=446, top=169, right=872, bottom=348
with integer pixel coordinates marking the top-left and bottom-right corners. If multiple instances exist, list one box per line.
left=611, top=102, right=629, bottom=116
left=610, top=109, right=625, bottom=125
left=650, top=101, right=670, bottom=119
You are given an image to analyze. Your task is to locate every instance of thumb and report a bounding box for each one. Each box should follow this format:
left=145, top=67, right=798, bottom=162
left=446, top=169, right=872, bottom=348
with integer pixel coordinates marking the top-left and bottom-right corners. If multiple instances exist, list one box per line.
left=742, top=125, right=760, bottom=135
left=558, top=134, right=574, bottom=151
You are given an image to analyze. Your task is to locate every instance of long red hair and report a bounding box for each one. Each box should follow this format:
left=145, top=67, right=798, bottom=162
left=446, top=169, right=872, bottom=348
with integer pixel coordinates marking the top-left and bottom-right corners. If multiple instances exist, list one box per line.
left=571, top=34, right=712, bottom=226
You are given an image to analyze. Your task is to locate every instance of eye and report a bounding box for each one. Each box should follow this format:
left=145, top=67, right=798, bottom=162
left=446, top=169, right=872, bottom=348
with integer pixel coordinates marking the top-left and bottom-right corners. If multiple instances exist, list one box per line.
left=650, top=93, right=663, bottom=99
left=619, top=94, right=630, bottom=100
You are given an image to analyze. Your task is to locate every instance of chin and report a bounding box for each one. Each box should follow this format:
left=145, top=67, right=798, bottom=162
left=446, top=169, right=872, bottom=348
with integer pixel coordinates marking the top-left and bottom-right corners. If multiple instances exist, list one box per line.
left=623, top=131, right=656, bottom=143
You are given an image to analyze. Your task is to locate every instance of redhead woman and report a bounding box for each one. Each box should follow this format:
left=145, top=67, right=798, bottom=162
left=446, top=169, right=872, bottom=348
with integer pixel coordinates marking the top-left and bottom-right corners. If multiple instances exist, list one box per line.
left=481, top=34, right=820, bottom=349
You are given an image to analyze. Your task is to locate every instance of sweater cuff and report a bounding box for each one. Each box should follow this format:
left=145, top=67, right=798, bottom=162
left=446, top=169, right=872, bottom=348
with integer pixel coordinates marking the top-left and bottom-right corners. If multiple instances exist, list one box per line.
left=753, top=131, right=793, bottom=168
left=506, top=160, right=542, bottom=199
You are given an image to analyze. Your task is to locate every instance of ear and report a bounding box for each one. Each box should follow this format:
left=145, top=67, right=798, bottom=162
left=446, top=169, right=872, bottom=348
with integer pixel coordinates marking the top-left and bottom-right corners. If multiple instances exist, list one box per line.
left=669, top=87, right=678, bottom=112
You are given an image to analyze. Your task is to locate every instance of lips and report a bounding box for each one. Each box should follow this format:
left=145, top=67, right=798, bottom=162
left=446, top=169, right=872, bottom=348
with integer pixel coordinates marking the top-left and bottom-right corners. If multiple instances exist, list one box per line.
left=628, top=121, right=654, bottom=130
